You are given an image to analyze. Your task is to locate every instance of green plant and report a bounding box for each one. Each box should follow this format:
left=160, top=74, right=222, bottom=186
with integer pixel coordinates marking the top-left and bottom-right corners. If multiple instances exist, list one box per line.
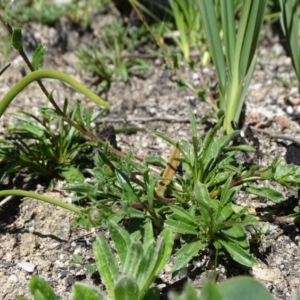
left=0, top=6, right=136, bottom=211
left=17, top=220, right=173, bottom=300
left=94, top=220, right=173, bottom=300
left=0, top=68, right=109, bottom=116
left=0, top=99, right=105, bottom=183
left=169, top=0, right=202, bottom=61
left=3, top=2, right=300, bottom=299
left=160, top=111, right=300, bottom=270
left=18, top=265, right=299, bottom=300
left=1, top=0, right=76, bottom=25
left=77, top=20, right=150, bottom=92
left=170, top=277, right=274, bottom=300
left=197, top=0, right=267, bottom=133
left=65, top=111, right=300, bottom=270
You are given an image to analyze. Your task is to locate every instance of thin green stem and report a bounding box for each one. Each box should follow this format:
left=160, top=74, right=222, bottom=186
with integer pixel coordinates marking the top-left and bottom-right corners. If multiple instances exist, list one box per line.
left=0, top=190, right=82, bottom=215
left=0, top=70, right=110, bottom=118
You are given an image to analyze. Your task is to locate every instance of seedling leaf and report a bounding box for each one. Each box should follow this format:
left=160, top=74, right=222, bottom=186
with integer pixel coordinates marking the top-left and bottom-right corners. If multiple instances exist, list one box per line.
left=12, top=28, right=23, bottom=51
left=32, top=45, right=45, bottom=70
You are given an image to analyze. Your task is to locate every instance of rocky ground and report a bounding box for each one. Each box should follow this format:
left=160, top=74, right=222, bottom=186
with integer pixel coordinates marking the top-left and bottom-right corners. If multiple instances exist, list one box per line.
left=1, top=10, right=300, bottom=300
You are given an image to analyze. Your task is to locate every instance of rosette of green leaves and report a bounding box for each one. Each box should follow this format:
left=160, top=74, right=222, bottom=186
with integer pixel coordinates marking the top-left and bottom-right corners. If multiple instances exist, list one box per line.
left=93, top=220, right=173, bottom=300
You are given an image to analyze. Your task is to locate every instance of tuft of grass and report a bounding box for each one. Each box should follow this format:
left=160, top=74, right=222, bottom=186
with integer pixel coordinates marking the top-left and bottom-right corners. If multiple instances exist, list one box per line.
left=169, top=0, right=202, bottom=62
left=279, top=0, right=300, bottom=92
left=76, top=20, right=151, bottom=92
left=0, top=100, right=105, bottom=184
left=197, top=0, right=267, bottom=133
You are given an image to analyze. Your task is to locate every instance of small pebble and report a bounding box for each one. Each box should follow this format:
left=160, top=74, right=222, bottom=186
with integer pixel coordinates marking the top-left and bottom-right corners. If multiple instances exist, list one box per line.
left=60, top=270, right=68, bottom=279
left=18, top=262, right=35, bottom=273
left=179, top=267, right=188, bottom=278
left=286, top=106, right=294, bottom=114
left=55, top=260, right=65, bottom=268
left=192, top=260, right=201, bottom=268
left=288, top=97, right=300, bottom=106
left=275, top=114, right=289, bottom=128
left=73, top=248, right=82, bottom=255
left=28, top=226, right=34, bottom=233
left=192, top=73, right=199, bottom=80
left=164, top=263, right=173, bottom=274
left=48, top=242, right=60, bottom=250
left=8, top=274, right=18, bottom=283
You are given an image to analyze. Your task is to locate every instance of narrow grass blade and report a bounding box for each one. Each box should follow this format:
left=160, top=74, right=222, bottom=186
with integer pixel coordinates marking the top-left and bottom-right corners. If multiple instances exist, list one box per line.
left=197, top=0, right=226, bottom=93
left=234, top=1, right=266, bottom=78
left=220, top=0, right=235, bottom=73
left=280, top=0, right=300, bottom=82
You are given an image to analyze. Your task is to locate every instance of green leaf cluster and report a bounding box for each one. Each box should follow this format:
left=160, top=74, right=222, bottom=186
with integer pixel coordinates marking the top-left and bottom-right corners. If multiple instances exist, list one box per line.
left=0, top=100, right=103, bottom=183
left=198, top=0, right=267, bottom=133
left=17, top=269, right=289, bottom=300
left=76, top=21, right=150, bottom=92
left=17, top=220, right=174, bottom=300
left=93, top=221, right=173, bottom=300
